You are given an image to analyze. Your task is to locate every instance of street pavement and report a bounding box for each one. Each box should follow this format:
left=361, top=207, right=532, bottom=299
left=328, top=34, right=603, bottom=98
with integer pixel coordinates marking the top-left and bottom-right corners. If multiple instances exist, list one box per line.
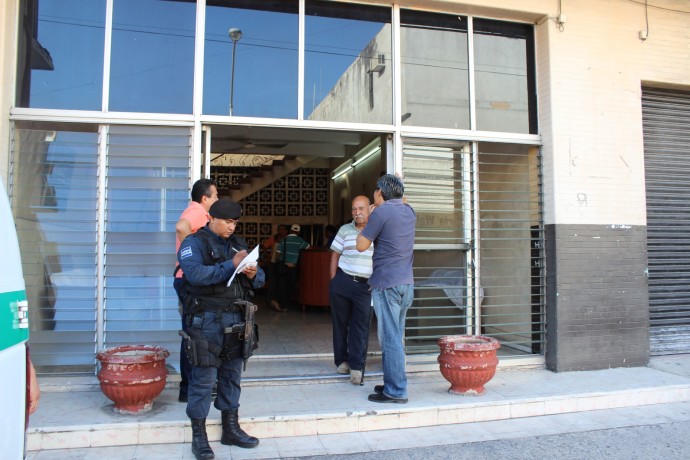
left=294, top=420, right=690, bottom=460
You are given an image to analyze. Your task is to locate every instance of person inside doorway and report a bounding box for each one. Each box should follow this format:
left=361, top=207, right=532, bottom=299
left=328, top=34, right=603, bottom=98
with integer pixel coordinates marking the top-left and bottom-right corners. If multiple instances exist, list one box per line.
left=274, top=224, right=310, bottom=312
left=324, top=224, right=338, bottom=248
left=263, top=224, right=288, bottom=312
left=329, top=195, right=374, bottom=384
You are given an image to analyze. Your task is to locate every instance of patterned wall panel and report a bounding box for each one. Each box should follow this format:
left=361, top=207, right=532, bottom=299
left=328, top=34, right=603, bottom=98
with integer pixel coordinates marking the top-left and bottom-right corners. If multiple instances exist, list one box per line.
left=211, top=167, right=330, bottom=250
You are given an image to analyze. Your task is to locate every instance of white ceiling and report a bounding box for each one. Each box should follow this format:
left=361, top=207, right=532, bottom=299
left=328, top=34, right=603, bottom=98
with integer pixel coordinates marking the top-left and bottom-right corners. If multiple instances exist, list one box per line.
left=209, top=124, right=381, bottom=159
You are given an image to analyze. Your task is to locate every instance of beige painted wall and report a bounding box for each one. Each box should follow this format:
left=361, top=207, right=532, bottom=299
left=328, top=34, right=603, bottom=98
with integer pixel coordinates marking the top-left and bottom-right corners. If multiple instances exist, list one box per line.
left=535, top=0, right=690, bottom=226
left=0, top=0, right=18, bottom=184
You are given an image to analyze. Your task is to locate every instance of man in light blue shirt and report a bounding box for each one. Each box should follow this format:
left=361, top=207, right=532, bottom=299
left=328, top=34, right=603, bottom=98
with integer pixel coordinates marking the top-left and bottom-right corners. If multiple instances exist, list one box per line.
left=356, top=174, right=416, bottom=403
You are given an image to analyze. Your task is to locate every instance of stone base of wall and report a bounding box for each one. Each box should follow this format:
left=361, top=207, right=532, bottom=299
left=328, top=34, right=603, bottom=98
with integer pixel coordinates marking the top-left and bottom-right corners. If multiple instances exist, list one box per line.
left=545, top=224, right=650, bottom=372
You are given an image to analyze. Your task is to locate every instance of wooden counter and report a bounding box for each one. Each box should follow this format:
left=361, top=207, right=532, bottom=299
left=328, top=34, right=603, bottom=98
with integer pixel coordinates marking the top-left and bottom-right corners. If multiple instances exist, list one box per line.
left=299, top=248, right=331, bottom=308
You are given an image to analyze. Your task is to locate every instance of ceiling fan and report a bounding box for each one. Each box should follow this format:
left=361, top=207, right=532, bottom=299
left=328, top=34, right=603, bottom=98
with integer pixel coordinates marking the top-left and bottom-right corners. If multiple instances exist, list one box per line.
left=216, top=126, right=289, bottom=150
left=218, top=137, right=289, bottom=150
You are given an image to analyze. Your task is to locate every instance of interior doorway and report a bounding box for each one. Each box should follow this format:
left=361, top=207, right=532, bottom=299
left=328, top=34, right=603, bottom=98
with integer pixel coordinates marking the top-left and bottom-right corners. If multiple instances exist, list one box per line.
left=201, top=123, right=386, bottom=376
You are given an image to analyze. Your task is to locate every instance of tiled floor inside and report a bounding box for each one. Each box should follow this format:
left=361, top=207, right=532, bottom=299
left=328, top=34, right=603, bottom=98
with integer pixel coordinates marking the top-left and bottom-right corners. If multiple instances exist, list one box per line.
left=206, top=292, right=385, bottom=379
left=252, top=292, right=381, bottom=357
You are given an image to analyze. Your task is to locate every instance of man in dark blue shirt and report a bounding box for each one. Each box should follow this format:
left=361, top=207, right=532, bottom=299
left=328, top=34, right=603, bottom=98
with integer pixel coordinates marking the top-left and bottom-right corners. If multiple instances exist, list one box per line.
left=178, top=199, right=265, bottom=459
left=356, top=174, right=416, bottom=404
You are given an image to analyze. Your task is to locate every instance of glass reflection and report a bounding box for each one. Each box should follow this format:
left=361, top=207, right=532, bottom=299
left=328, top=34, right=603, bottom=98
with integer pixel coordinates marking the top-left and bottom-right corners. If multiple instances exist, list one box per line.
left=305, top=1, right=392, bottom=124
left=400, top=10, right=469, bottom=130
left=109, top=0, right=195, bottom=114
left=203, top=0, right=298, bottom=118
left=474, top=19, right=535, bottom=134
left=104, top=126, right=189, bottom=346
left=11, top=125, right=99, bottom=371
left=16, top=0, right=105, bottom=110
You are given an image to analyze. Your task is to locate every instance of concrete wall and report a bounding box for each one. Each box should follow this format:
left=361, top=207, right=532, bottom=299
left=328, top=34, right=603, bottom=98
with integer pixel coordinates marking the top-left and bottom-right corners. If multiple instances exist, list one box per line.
left=545, top=224, right=650, bottom=370
left=310, top=25, right=393, bottom=124
left=533, top=0, right=687, bottom=370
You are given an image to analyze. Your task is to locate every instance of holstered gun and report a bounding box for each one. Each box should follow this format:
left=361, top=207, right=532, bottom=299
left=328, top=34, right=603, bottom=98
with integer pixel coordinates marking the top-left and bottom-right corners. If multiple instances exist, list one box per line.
left=179, top=328, right=221, bottom=368
left=225, top=300, right=259, bottom=370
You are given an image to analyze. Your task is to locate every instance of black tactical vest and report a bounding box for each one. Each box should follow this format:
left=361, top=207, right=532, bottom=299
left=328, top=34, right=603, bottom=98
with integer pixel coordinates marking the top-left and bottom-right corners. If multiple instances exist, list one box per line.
left=182, top=228, right=251, bottom=309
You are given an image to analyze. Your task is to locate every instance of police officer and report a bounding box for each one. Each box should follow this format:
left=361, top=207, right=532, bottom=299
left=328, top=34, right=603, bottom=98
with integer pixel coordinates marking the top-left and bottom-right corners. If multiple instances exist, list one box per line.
left=177, top=198, right=264, bottom=459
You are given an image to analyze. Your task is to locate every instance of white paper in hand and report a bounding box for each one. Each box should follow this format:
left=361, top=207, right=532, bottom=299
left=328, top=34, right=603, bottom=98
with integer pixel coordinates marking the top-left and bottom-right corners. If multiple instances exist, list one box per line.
left=227, top=245, right=260, bottom=287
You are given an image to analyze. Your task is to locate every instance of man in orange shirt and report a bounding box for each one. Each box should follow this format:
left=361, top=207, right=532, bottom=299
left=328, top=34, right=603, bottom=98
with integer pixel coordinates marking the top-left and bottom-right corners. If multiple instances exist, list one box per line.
left=174, top=179, right=218, bottom=403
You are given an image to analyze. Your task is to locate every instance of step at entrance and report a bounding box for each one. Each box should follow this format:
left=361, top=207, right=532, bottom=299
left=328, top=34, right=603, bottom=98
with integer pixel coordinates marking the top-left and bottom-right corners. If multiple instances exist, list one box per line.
left=28, top=364, right=690, bottom=452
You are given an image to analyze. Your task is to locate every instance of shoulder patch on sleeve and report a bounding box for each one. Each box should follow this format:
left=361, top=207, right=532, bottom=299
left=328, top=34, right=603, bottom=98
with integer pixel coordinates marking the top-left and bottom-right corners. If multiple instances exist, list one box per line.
left=180, top=246, right=193, bottom=259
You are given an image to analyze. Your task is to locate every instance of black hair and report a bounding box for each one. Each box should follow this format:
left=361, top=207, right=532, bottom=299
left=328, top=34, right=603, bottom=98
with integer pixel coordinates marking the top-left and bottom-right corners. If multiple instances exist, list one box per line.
left=376, top=174, right=404, bottom=201
left=191, top=179, right=216, bottom=203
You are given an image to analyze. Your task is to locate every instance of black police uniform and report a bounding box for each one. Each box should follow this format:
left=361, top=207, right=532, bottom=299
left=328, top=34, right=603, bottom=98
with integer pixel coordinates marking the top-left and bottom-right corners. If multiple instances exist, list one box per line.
left=177, top=199, right=263, bottom=458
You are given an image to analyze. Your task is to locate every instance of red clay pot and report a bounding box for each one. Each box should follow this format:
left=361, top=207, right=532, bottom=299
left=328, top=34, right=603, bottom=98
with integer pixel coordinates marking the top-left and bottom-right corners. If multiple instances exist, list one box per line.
left=96, top=345, right=169, bottom=414
left=437, top=335, right=500, bottom=396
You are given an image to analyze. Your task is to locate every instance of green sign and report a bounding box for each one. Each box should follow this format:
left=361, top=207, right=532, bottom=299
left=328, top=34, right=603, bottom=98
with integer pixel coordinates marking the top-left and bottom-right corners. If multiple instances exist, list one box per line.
left=0, top=290, right=29, bottom=351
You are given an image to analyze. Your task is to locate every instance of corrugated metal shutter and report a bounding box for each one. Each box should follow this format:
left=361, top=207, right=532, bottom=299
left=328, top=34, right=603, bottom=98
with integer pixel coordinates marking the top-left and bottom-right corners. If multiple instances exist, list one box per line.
left=642, top=87, right=690, bottom=355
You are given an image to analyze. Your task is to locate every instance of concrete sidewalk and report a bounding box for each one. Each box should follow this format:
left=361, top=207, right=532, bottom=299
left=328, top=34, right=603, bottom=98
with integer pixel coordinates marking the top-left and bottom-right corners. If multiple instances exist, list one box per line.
left=27, top=354, right=690, bottom=458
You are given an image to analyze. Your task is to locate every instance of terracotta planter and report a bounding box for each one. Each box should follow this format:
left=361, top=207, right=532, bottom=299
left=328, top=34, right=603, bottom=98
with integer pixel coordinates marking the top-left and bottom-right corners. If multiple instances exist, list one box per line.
left=437, top=335, right=500, bottom=396
left=96, top=345, right=169, bottom=414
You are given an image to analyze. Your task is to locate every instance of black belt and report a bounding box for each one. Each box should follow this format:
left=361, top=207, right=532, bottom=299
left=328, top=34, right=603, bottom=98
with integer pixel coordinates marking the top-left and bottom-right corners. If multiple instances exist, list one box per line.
left=339, top=268, right=369, bottom=283
left=189, top=299, right=243, bottom=313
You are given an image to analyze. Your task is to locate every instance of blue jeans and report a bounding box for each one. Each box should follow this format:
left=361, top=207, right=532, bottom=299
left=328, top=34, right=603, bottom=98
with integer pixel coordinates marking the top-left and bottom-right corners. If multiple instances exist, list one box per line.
left=371, top=284, right=414, bottom=399
left=186, top=310, right=244, bottom=420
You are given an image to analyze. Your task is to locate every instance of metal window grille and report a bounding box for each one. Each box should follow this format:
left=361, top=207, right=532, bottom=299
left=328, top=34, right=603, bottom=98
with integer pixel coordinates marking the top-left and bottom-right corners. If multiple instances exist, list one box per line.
left=402, top=141, right=544, bottom=356
left=103, top=126, right=191, bottom=364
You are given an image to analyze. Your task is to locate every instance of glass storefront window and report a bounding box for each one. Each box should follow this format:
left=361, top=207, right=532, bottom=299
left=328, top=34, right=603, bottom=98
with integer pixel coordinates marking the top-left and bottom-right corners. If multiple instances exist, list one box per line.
left=104, top=126, right=190, bottom=356
left=400, top=10, right=470, bottom=130
left=11, top=123, right=100, bottom=374
left=203, top=0, right=299, bottom=118
left=16, top=0, right=105, bottom=110
left=109, top=0, right=195, bottom=114
left=305, top=1, right=392, bottom=124
left=474, top=19, right=536, bottom=134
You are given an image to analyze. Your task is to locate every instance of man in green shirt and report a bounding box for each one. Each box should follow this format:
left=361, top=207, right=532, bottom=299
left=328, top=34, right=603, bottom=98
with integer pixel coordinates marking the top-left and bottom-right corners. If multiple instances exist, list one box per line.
left=274, top=224, right=310, bottom=311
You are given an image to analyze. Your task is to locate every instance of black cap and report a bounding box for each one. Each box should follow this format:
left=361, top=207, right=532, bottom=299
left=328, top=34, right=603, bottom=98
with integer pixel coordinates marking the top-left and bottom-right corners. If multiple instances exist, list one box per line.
left=209, top=199, right=242, bottom=220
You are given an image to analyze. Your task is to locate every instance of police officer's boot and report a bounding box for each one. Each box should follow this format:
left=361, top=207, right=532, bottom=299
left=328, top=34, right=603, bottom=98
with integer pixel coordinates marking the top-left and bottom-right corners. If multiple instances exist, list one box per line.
left=220, top=409, right=259, bottom=448
left=190, top=418, right=214, bottom=459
